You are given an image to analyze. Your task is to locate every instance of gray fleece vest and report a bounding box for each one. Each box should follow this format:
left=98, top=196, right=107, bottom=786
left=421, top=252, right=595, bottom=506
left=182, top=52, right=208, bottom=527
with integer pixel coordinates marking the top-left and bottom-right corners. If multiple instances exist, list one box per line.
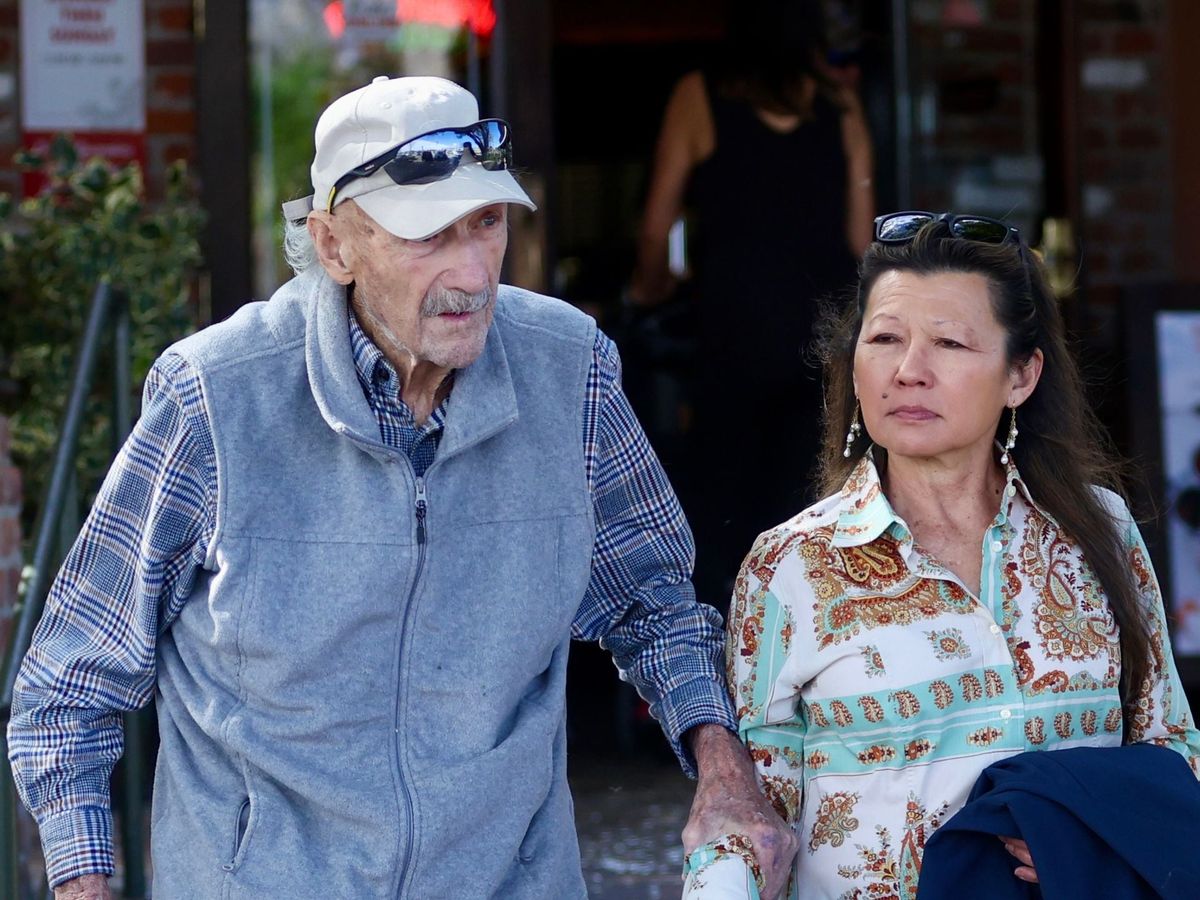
left=149, top=267, right=596, bottom=898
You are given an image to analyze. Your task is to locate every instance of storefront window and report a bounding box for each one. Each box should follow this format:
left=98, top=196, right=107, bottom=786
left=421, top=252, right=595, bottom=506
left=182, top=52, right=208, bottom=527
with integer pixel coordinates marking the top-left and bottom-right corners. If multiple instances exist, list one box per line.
left=249, top=0, right=495, bottom=297
left=899, top=0, right=1044, bottom=238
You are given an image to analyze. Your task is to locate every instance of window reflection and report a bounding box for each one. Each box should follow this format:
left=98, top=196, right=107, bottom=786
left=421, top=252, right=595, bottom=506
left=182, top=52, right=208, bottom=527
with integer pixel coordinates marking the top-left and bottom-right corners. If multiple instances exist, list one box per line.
left=902, top=0, right=1042, bottom=239
left=250, top=0, right=495, bottom=297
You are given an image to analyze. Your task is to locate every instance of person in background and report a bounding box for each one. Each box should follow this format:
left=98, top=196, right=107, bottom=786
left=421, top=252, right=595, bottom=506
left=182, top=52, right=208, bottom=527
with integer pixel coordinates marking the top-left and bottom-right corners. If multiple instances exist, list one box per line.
left=630, top=0, right=874, bottom=613
left=685, top=212, right=1200, bottom=899
left=8, top=75, right=796, bottom=900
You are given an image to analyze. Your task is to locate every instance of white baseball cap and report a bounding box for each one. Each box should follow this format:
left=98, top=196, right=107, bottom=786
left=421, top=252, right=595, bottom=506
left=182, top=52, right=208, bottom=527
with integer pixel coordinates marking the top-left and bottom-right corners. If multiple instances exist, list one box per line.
left=281, top=75, right=535, bottom=240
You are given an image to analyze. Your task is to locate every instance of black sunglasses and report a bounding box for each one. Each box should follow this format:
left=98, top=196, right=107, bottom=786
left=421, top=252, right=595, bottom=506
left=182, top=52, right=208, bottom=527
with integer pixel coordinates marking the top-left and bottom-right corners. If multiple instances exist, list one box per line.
left=326, top=118, right=513, bottom=209
left=874, top=211, right=1022, bottom=247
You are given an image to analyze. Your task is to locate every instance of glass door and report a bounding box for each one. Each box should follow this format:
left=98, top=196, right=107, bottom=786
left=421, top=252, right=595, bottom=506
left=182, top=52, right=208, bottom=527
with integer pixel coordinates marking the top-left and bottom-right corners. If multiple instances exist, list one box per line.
left=248, top=0, right=497, bottom=298
left=893, top=0, right=1045, bottom=238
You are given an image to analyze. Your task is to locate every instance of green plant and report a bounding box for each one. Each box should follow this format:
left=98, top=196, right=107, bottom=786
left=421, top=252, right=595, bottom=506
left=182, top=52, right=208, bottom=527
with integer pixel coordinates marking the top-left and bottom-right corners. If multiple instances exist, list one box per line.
left=0, top=135, right=205, bottom=536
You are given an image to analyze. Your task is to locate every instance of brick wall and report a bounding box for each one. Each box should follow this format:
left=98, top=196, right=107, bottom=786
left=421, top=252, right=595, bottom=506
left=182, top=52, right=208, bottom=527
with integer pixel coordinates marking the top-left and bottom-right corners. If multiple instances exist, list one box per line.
left=144, top=0, right=197, bottom=199
left=0, top=0, right=196, bottom=201
left=1077, top=0, right=1173, bottom=285
left=0, top=417, right=21, bottom=658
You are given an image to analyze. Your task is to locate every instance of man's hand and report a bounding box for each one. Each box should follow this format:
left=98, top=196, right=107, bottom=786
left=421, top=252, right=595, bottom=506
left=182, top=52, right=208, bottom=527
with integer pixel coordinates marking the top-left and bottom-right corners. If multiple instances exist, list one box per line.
left=54, top=874, right=111, bottom=899
left=684, top=723, right=799, bottom=900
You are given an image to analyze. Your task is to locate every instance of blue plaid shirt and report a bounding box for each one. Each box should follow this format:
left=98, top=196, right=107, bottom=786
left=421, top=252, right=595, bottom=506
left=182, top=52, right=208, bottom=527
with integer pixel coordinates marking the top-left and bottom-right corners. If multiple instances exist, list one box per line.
left=8, top=308, right=735, bottom=887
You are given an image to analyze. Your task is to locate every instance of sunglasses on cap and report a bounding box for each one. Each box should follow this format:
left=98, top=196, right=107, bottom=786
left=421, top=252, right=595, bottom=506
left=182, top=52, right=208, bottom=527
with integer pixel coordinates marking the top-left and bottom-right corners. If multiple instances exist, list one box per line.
left=326, top=118, right=513, bottom=210
left=874, top=211, right=1022, bottom=246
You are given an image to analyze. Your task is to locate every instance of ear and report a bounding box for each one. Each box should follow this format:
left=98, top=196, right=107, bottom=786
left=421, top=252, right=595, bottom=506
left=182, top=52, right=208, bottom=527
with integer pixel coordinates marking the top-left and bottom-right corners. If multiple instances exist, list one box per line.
left=1009, top=348, right=1043, bottom=407
left=308, top=210, right=354, bottom=285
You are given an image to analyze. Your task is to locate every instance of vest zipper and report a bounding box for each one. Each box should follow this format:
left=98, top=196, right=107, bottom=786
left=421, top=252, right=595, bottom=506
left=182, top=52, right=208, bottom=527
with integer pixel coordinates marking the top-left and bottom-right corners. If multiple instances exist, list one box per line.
left=395, top=474, right=427, bottom=895
left=415, top=477, right=427, bottom=545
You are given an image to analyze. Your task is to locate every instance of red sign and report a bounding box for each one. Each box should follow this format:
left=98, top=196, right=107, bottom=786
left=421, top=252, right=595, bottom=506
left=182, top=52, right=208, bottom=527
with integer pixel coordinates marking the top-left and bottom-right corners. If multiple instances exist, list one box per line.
left=396, top=0, right=496, bottom=37
left=20, top=131, right=147, bottom=198
left=323, top=0, right=496, bottom=40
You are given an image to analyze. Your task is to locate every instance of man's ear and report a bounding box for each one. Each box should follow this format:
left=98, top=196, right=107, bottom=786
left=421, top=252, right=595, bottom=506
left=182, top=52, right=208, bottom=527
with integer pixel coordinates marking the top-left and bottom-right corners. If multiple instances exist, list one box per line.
left=308, top=211, right=354, bottom=285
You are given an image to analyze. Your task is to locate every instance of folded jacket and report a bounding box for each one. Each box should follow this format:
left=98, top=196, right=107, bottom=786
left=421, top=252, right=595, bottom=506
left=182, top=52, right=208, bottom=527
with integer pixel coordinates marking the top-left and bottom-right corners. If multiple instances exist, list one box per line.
left=917, top=744, right=1200, bottom=899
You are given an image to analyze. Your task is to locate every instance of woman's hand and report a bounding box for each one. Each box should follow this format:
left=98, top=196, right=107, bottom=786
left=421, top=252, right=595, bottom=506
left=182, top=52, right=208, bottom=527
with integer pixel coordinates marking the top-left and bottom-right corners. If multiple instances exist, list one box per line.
left=999, top=835, right=1039, bottom=883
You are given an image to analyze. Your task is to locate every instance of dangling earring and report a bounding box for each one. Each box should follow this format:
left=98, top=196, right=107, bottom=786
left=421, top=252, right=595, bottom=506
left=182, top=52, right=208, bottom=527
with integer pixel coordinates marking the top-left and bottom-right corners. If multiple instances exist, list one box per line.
left=1000, top=405, right=1018, bottom=465
left=843, top=402, right=863, bottom=458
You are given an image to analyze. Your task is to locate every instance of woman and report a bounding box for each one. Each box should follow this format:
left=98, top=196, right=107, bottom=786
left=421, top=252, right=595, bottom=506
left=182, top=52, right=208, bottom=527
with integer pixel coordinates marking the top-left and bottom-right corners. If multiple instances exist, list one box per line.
left=630, top=0, right=873, bottom=610
left=684, top=213, right=1200, bottom=899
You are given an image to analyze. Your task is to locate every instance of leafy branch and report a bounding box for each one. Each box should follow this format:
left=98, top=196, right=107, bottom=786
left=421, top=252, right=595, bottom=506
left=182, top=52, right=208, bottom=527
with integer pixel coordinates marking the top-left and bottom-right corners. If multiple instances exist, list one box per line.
left=0, top=135, right=205, bottom=536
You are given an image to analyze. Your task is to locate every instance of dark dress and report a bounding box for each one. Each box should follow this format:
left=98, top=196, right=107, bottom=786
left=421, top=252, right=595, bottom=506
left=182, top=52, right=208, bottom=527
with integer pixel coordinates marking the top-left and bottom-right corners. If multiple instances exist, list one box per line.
left=683, top=73, right=859, bottom=610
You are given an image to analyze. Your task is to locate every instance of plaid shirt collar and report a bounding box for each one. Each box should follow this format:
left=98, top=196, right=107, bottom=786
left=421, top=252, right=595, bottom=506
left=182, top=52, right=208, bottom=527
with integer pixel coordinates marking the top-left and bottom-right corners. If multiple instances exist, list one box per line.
left=347, top=306, right=452, bottom=433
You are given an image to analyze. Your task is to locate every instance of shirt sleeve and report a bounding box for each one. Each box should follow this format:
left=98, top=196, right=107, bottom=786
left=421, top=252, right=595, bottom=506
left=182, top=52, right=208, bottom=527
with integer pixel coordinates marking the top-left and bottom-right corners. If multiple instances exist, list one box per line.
left=6, top=352, right=216, bottom=887
left=1120, top=508, right=1200, bottom=774
left=726, top=541, right=806, bottom=828
left=572, top=331, right=736, bottom=775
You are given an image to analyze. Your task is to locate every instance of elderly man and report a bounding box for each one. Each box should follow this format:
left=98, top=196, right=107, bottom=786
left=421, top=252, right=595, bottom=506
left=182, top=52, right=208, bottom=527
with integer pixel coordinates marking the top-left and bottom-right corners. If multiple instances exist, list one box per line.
left=8, top=76, right=796, bottom=899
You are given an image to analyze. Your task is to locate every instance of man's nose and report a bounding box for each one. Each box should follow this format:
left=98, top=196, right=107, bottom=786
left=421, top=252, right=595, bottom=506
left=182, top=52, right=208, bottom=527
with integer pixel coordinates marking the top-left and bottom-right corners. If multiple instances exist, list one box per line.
left=444, top=234, right=493, bottom=294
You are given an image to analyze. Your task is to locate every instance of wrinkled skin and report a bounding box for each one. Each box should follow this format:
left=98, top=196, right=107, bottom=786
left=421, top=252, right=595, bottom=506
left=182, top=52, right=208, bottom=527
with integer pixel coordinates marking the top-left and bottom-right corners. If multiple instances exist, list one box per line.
left=684, top=724, right=800, bottom=900
left=308, top=201, right=509, bottom=424
left=54, top=874, right=110, bottom=899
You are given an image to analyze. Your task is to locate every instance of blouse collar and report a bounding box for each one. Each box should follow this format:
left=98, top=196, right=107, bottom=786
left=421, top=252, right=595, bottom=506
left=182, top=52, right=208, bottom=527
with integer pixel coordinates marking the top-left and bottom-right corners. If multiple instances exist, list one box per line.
left=831, top=448, right=1055, bottom=549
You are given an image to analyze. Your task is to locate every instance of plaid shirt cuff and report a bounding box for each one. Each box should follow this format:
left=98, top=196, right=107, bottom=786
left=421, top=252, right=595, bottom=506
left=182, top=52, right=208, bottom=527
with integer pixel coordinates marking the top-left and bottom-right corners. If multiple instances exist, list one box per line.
left=658, top=675, right=739, bottom=778
left=39, top=805, right=115, bottom=888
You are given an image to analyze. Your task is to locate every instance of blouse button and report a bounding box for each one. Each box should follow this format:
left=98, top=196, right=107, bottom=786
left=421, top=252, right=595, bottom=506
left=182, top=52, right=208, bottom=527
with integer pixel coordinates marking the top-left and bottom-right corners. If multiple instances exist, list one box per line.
left=989, top=624, right=1001, bottom=635
left=1000, top=709, right=1013, bottom=720
left=991, top=540, right=1003, bottom=552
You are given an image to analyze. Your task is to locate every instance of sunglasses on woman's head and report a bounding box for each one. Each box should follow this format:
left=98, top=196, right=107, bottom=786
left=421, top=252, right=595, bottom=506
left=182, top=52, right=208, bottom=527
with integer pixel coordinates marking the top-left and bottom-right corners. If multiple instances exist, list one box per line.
left=873, top=211, right=1022, bottom=247
left=869, top=210, right=1036, bottom=304
left=326, top=118, right=513, bottom=209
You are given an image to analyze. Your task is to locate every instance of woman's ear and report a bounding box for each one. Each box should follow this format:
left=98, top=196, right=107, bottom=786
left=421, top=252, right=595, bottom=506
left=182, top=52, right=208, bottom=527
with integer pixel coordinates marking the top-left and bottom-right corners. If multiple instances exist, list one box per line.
left=308, top=211, right=354, bottom=285
left=1011, top=348, right=1044, bottom=407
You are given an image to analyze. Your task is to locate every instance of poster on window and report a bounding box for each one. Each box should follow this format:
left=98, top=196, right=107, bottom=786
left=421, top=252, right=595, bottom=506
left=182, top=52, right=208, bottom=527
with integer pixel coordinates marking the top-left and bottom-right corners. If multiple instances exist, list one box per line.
left=1156, top=311, right=1200, bottom=654
left=19, top=0, right=146, bottom=193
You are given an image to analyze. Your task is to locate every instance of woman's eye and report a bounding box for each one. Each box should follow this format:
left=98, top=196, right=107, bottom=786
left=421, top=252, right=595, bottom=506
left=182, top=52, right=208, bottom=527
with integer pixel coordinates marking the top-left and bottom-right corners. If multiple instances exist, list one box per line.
left=867, top=333, right=898, bottom=344
left=937, top=338, right=965, bottom=348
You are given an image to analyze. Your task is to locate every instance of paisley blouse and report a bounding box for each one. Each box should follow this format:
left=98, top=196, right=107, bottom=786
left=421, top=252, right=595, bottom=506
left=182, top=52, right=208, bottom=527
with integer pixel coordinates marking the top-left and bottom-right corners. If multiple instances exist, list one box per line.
left=683, top=455, right=1200, bottom=900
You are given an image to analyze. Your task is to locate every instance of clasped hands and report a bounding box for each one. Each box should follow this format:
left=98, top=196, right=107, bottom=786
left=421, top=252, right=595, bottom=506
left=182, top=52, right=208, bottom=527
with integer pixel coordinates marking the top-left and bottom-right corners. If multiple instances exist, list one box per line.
left=684, top=724, right=799, bottom=900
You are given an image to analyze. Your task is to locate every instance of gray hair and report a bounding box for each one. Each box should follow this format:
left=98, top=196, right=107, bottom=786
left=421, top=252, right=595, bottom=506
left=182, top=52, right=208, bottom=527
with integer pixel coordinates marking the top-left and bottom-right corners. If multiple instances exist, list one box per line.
left=283, top=218, right=317, bottom=275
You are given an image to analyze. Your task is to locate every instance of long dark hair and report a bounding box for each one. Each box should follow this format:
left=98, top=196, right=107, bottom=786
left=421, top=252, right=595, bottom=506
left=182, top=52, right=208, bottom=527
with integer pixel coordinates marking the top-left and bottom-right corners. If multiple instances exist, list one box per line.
left=813, top=220, right=1151, bottom=725
left=714, top=0, right=841, bottom=117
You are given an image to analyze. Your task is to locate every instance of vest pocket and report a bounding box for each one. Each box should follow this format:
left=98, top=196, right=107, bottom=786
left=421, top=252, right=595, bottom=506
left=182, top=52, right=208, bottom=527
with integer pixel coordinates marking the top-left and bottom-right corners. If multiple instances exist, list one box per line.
left=223, top=797, right=252, bottom=872
left=517, top=823, right=537, bottom=864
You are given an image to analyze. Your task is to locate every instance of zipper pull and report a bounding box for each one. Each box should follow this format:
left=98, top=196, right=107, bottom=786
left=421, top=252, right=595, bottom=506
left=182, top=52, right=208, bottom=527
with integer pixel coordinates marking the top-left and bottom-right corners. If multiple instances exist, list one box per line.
left=415, top=477, right=427, bottom=544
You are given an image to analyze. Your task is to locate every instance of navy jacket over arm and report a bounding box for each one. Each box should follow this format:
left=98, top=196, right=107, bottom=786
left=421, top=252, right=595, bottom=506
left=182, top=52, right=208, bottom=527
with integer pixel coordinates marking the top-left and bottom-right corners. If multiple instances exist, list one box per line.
left=917, top=745, right=1200, bottom=900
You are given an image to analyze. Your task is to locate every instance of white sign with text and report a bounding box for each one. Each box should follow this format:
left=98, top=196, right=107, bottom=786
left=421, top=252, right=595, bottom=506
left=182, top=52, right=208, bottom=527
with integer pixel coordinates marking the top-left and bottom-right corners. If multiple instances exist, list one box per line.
left=20, top=0, right=146, bottom=131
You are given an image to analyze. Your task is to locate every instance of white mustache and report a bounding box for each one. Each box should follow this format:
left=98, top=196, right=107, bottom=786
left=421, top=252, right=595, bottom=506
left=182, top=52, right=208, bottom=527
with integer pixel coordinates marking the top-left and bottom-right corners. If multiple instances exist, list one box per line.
left=421, top=285, right=493, bottom=317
